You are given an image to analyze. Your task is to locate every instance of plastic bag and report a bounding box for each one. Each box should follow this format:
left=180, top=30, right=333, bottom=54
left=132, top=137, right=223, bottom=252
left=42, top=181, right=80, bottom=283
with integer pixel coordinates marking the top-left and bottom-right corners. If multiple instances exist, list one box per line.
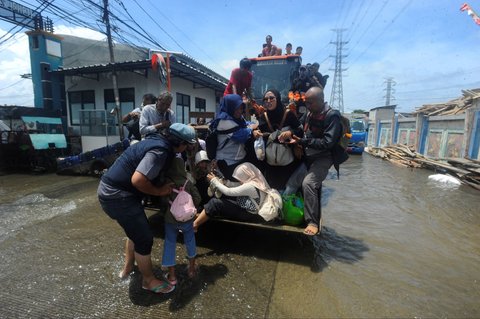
left=254, top=137, right=265, bottom=161
left=281, top=193, right=304, bottom=226
left=257, top=189, right=282, bottom=221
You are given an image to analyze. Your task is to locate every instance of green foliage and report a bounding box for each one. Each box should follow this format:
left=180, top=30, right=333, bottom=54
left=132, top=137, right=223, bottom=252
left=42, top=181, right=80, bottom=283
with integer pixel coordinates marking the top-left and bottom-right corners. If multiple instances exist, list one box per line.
left=352, top=109, right=366, bottom=114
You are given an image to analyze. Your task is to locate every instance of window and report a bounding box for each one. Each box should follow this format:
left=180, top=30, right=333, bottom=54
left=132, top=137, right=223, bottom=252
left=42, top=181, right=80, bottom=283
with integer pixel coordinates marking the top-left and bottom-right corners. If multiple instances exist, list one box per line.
left=104, top=88, right=135, bottom=120
left=69, top=91, right=95, bottom=125
left=176, top=93, right=190, bottom=124
left=195, top=97, right=206, bottom=111
left=32, top=36, right=39, bottom=49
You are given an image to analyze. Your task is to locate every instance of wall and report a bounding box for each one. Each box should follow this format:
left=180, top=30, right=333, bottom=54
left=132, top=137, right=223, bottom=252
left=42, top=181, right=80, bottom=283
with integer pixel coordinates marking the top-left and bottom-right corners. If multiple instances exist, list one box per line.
left=64, top=69, right=219, bottom=152
left=366, top=108, right=480, bottom=160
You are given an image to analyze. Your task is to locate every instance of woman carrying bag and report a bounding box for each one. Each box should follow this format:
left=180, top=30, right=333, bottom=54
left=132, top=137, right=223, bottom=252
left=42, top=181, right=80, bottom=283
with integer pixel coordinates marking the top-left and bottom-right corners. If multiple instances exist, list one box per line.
left=253, top=89, right=304, bottom=190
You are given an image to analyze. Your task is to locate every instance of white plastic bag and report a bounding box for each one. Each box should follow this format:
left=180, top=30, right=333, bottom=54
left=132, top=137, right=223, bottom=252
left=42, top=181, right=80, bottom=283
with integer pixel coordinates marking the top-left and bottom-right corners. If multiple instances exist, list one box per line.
left=257, top=189, right=282, bottom=221
left=254, top=137, right=265, bottom=161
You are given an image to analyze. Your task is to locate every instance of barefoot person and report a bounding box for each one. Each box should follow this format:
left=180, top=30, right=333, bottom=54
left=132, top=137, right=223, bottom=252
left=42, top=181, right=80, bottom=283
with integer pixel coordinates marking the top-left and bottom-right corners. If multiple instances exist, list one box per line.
left=97, top=123, right=197, bottom=293
left=286, top=87, right=347, bottom=236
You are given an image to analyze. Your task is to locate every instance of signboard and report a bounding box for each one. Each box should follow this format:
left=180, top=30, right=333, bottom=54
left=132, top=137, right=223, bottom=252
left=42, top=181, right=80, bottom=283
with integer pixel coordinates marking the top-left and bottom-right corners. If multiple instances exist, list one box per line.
left=0, top=0, right=40, bottom=29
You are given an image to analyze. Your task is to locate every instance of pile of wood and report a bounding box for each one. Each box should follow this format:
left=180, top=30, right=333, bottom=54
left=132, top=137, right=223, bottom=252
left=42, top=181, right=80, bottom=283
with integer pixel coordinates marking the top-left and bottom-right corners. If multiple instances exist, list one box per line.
left=366, top=144, right=480, bottom=190
left=412, top=89, right=480, bottom=116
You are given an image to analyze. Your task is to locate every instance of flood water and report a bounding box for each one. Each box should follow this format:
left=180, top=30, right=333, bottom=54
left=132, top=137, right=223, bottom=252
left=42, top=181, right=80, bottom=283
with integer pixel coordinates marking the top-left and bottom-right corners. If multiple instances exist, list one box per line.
left=0, top=154, right=479, bottom=318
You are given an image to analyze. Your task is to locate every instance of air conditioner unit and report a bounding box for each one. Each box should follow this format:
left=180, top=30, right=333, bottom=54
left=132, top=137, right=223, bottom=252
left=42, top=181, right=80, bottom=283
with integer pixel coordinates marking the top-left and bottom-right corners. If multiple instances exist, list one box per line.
left=26, top=121, right=37, bottom=131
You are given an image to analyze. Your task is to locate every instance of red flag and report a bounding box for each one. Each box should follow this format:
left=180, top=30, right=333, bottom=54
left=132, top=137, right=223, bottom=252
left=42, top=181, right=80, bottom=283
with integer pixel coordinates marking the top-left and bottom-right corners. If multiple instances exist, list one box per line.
left=460, top=3, right=470, bottom=11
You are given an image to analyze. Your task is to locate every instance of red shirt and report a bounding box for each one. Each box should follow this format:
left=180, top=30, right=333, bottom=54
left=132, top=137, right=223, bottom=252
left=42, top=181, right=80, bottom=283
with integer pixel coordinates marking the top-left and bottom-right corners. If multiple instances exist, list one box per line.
left=224, top=68, right=253, bottom=96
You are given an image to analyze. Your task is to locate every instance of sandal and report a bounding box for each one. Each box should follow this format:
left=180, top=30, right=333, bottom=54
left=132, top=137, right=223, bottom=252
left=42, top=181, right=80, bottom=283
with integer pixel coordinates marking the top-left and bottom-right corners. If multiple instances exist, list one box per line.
left=142, top=281, right=175, bottom=294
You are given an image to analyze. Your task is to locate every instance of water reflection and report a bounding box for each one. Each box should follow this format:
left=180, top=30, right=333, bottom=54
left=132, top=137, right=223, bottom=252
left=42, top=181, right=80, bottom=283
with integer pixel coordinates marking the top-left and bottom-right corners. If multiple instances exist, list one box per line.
left=311, top=226, right=369, bottom=272
left=128, top=263, right=228, bottom=310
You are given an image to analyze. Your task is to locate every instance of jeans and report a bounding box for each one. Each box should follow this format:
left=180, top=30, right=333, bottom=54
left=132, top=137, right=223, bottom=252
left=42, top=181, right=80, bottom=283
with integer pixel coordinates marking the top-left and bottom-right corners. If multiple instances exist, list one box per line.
left=98, top=195, right=153, bottom=255
left=162, top=221, right=197, bottom=267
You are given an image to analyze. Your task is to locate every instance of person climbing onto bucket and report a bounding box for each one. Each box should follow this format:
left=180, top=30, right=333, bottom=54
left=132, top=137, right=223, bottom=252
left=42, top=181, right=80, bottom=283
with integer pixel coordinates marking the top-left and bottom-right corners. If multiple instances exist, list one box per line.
left=285, top=87, right=348, bottom=236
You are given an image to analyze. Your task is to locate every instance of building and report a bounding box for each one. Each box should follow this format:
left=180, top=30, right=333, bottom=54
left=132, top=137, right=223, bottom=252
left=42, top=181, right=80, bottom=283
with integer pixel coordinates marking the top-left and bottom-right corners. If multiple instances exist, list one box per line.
left=26, top=30, right=227, bottom=152
left=365, top=90, right=480, bottom=160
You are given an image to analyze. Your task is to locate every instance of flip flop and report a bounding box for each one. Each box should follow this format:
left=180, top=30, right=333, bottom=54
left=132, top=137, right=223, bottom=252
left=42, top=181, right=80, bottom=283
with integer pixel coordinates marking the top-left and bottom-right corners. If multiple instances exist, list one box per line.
left=142, top=281, right=175, bottom=294
left=163, top=272, right=178, bottom=285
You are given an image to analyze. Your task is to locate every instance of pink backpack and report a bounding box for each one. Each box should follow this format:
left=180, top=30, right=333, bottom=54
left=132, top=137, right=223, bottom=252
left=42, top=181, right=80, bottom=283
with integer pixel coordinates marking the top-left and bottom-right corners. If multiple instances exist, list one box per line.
left=169, top=180, right=197, bottom=222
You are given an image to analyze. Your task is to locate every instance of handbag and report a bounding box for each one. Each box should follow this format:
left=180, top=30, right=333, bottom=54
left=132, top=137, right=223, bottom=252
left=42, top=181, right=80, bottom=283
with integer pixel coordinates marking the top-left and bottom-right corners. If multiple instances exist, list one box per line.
left=264, top=110, right=295, bottom=166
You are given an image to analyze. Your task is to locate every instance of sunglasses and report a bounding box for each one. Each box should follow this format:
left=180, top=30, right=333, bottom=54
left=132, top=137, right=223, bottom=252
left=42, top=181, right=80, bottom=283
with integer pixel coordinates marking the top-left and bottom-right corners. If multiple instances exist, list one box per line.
left=263, top=96, right=276, bottom=102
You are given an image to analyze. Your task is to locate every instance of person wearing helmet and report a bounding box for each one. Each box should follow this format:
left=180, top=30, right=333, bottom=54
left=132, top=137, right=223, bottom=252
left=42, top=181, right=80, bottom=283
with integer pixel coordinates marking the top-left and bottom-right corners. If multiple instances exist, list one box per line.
left=97, top=123, right=196, bottom=294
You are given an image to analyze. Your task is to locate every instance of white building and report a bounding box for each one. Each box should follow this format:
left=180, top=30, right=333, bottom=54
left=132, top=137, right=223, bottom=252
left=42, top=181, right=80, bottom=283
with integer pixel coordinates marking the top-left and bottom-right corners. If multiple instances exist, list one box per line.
left=47, top=34, right=227, bottom=152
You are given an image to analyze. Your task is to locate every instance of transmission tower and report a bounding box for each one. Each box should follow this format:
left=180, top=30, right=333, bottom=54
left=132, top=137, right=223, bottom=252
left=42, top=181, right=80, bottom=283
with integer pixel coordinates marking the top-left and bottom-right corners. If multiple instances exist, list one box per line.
left=329, top=28, right=348, bottom=114
left=383, top=77, right=396, bottom=106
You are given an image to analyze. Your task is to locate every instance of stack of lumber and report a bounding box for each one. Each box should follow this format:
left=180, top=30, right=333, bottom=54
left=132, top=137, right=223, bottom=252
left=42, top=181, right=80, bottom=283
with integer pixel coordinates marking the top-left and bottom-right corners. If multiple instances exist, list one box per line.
left=412, top=88, right=480, bottom=116
left=366, top=144, right=480, bottom=190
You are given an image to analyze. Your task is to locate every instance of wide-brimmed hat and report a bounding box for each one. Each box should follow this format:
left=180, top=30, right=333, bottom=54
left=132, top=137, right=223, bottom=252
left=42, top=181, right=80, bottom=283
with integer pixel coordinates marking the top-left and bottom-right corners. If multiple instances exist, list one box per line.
left=169, top=123, right=196, bottom=144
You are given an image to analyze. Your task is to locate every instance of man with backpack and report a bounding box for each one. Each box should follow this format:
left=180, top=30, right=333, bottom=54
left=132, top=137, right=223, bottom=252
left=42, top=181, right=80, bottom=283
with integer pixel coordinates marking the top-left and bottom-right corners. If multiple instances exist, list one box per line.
left=286, top=87, right=348, bottom=236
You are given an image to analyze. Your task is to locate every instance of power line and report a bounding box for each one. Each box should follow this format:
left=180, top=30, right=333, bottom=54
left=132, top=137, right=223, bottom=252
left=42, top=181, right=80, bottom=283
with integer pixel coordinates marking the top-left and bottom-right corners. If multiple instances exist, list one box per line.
left=0, top=78, right=28, bottom=91
left=144, top=0, right=228, bottom=73
left=350, top=0, right=413, bottom=65
left=348, top=0, right=389, bottom=57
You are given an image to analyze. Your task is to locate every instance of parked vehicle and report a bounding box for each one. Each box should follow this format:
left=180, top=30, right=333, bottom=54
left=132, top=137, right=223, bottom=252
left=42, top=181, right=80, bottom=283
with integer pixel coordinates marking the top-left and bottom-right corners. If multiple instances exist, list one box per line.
left=56, top=139, right=130, bottom=176
left=0, top=107, right=67, bottom=172
left=348, top=119, right=367, bottom=154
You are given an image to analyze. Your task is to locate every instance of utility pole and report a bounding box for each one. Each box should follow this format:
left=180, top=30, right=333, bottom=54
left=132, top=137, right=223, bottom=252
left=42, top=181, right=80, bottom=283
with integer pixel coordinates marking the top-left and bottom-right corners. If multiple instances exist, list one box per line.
left=383, top=77, right=396, bottom=106
left=103, top=0, right=124, bottom=140
left=329, top=28, right=348, bottom=114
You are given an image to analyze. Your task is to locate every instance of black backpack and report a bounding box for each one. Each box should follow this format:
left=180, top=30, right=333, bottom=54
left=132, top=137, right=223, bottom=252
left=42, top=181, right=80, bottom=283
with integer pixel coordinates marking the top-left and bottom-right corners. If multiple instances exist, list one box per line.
left=205, top=126, right=241, bottom=160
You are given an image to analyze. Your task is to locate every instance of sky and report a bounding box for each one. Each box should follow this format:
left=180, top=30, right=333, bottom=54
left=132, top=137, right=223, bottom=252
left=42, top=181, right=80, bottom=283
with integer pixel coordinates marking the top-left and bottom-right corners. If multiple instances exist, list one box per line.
left=1, top=0, right=480, bottom=113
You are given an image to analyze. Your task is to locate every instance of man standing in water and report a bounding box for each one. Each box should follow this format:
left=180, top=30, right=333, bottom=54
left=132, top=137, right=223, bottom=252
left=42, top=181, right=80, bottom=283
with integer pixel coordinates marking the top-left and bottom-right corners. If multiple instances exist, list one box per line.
left=97, top=123, right=197, bottom=293
left=286, top=87, right=347, bottom=235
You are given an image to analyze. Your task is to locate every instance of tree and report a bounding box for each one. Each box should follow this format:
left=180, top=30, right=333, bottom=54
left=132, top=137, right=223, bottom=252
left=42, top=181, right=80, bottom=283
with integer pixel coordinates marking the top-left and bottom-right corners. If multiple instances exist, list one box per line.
left=352, top=109, right=366, bottom=114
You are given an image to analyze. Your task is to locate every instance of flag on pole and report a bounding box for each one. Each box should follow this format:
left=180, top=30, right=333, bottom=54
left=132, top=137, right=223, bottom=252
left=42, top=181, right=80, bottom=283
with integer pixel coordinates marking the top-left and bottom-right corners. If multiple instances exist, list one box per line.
left=460, top=3, right=480, bottom=25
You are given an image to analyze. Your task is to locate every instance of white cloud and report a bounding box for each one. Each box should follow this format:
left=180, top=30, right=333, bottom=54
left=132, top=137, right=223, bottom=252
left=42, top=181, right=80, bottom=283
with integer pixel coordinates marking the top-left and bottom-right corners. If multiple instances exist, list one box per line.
left=0, top=25, right=104, bottom=106
left=54, top=26, right=105, bottom=41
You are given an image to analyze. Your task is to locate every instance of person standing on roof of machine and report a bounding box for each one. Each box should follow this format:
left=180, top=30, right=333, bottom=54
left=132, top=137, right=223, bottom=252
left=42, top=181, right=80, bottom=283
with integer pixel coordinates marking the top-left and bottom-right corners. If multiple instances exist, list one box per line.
left=295, top=46, right=303, bottom=56
left=224, top=58, right=253, bottom=99
left=262, top=35, right=278, bottom=57
left=285, top=43, right=293, bottom=55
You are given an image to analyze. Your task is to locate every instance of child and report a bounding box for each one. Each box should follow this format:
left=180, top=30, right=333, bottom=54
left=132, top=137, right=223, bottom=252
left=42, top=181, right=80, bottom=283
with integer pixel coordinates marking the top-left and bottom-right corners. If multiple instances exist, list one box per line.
left=162, top=157, right=202, bottom=285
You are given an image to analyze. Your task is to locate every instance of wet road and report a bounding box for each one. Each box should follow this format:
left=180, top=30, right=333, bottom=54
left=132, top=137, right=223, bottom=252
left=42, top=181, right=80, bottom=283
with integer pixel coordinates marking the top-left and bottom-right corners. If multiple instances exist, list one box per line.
left=0, top=154, right=479, bottom=318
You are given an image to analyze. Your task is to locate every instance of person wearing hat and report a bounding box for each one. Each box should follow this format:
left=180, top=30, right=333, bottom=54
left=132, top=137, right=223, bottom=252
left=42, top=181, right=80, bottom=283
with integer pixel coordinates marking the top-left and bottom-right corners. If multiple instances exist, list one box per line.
left=191, top=150, right=212, bottom=207
left=97, top=123, right=196, bottom=294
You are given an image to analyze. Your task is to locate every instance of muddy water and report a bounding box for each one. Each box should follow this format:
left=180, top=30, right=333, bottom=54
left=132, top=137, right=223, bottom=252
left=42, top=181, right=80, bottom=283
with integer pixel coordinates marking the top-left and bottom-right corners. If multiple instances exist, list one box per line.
left=0, top=154, right=479, bottom=318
